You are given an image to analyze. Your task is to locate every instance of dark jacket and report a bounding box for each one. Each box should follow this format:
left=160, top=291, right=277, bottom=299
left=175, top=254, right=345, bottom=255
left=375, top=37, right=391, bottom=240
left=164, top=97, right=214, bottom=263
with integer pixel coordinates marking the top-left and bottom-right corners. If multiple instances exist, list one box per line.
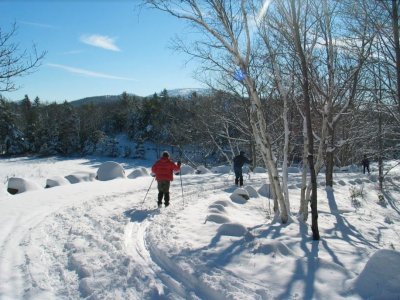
left=233, top=154, right=251, bottom=169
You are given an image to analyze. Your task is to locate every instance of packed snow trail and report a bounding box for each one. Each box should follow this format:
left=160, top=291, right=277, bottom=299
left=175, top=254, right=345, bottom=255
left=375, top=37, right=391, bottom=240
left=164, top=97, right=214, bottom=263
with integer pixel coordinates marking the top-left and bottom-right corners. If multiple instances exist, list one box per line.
left=0, top=174, right=268, bottom=299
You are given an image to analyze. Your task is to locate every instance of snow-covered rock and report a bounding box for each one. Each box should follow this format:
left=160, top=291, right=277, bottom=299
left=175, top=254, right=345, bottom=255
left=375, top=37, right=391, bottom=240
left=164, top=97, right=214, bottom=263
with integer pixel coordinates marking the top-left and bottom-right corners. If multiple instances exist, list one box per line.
left=258, top=183, right=272, bottom=198
left=206, top=214, right=230, bottom=224
left=7, top=177, right=43, bottom=194
left=196, top=165, right=211, bottom=174
left=244, top=186, right=259, bottom=198
left=179, top=164, right=195, bottom=175
left=127, top=167, right=149, bottom=179
left=45, top=176, right=71, bottom=188
left=96, top=161, right=126, bottom=181
left=65, top=172, right=96, bottom=184
left=353, top=249, right=400, bottom=299
left=230, top=188, right=250, bottom=204
left=217, top=223, right=247, bottom=237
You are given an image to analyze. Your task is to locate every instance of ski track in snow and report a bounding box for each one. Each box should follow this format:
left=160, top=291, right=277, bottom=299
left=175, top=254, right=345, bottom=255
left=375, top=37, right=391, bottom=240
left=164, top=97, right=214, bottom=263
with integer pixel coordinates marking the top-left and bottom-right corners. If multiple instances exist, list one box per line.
left=0, top=174, right=267, bottom=300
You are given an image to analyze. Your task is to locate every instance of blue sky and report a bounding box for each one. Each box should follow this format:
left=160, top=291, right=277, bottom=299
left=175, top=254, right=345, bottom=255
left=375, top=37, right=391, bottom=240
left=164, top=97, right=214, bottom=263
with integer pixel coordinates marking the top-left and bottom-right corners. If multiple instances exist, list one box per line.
left=1, top=1, right=203, bottom=102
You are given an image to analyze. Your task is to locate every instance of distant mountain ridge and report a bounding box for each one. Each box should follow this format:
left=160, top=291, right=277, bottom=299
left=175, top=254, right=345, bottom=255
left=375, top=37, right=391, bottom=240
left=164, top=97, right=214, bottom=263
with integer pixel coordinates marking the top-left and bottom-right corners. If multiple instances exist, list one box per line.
left=69, top=88, right=211, bottom=106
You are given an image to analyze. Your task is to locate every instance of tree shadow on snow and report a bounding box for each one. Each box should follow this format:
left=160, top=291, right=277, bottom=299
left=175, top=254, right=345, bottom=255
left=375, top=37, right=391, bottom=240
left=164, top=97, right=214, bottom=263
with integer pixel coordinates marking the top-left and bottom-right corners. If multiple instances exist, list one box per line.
left=325, top=188, right=378, bottom=250
left=276, top=221, right=319, bottom=300
left=123, top=208, right=158, bottom=222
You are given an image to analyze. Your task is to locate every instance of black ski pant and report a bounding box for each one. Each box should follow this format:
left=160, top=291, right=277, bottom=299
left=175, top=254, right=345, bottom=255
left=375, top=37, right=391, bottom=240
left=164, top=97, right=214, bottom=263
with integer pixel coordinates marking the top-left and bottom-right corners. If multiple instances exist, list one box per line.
left=234, top=167, right=243, bottom=186
left=157, top=180, right=170, bottom=206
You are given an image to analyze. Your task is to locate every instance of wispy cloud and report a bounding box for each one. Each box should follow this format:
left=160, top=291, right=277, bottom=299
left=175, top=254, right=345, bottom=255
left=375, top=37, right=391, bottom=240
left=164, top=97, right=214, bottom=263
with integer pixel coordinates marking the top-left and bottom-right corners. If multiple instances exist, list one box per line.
left=80, top=34, right=121, bottom=52
left=20, top=20, right=57, bottom=29
left=47, top=63, right=136, bottom=81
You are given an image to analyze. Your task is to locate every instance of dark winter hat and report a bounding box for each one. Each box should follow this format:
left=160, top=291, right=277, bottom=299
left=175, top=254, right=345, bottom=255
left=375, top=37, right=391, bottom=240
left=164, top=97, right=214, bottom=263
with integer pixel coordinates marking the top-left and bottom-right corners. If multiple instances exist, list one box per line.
left=162, top=151, right=170, bottom=158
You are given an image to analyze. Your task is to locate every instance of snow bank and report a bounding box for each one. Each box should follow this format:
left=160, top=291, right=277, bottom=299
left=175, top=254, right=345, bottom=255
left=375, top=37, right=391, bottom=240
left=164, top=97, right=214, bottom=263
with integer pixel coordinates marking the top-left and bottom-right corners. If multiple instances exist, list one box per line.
left=45, top=176, right=71, bottom=188
left=127, top=167, right=149, bottom=179
left=353, top=249, right=400, bottom=299
left=96, top=161, right=126, bottom=181
left=7, top=177, right=43, bottom=194
left=65, top=172, right=96, bottom=184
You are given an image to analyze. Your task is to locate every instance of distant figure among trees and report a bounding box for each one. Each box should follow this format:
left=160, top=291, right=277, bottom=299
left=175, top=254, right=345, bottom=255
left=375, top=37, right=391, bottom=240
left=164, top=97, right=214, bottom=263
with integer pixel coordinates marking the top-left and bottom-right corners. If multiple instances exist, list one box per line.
left=233, top=151, right=252, bottom=186
left=361, top=155, right=370, bottom=174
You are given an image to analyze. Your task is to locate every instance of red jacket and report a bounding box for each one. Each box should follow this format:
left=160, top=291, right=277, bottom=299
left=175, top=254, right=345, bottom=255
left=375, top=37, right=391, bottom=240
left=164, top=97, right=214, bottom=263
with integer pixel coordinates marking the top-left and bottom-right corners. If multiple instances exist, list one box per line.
left=151, top=157, right=180, bottom=181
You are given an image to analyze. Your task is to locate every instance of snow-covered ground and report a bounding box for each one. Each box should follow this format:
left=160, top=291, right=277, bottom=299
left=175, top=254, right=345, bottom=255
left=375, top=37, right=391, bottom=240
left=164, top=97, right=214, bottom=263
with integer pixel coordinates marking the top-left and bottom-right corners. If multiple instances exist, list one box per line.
left=0, top=156, right=399, bottom=299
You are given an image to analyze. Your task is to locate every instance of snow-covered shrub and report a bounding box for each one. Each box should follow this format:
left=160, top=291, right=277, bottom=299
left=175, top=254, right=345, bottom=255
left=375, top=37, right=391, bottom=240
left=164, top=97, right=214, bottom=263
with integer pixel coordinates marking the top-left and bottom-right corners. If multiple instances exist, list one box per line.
left=96, top=161, right=126, bottom=181
left=384, top=215, right=393, bottom=224
left=349, top=185, right=364, bottom=209
left=378, top=193, right=387, bottom=207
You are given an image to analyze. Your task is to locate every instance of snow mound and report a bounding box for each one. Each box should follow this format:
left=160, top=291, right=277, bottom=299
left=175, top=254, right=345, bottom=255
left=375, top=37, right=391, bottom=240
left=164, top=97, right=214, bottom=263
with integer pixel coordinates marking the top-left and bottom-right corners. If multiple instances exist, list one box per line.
left=244, top=186, right=259, bottom=198
left=258, top=183, right=272, bottom=198
left=353, top=249, right=400, bottom=299
left=252, top=240, right=296, bottom=257
left=180, top=164, right=195, bottom=175
left=338, top=180, right=346, bottom=186
left=127, top=167, right=149, bottom=179
left=211, top=165, right=231, bottom=174
left=208, top=204, right=227, bottom=213
left=96, top=161, right=126, bottom=181
left=7, top=177, right=43, bottom=194
left=206, top=214, right=230, bottom=224
left=253, top=166, right=266, bottom=173
left=217, top=223, right=247, bottom=236
left=230, top=188, right=250, bottom=204
left=45, top=176, right=71, bottom=188
left=65, top=172, right=96, bottom=184
left=212, top=200, right=233, bottom=207
left=196, top=165, right=211, bottom=174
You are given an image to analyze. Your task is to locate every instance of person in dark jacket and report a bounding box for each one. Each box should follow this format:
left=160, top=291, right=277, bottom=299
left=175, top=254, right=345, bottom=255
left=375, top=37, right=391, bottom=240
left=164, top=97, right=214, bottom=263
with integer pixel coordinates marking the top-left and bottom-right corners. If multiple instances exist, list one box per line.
left=361, top=154, right=370, bottom=174
left=151, top=151, right=181, bottom=208
left=233, top=151, right=252, bottom=186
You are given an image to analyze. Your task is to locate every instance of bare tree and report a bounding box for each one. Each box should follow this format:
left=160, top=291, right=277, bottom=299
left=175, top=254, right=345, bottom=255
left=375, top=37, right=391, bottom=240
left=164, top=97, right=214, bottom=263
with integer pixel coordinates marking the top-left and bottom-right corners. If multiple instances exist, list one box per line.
left=0, top=23, right=46, bottom=92
left=143, top=0, right=290, bottom=223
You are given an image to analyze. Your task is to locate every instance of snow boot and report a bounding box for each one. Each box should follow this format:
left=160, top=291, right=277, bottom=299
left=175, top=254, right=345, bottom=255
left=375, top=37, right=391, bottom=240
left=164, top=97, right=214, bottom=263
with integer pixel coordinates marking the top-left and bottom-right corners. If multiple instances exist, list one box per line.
left=164, top=192, right=170, bottom=207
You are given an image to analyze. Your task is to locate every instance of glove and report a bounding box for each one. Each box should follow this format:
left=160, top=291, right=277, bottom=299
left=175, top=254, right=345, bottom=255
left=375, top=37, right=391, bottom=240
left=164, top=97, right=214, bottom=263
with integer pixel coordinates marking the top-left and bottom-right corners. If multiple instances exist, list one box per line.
left=177, top=160, right=182, bottom=166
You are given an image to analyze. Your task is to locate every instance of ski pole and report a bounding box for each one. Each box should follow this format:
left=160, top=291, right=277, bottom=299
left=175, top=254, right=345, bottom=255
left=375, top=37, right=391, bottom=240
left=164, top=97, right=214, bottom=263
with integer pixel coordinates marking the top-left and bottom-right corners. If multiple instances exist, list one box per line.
left=180, top=171, right=184, bottom=206
left=142, top=177, right=155, bottom=205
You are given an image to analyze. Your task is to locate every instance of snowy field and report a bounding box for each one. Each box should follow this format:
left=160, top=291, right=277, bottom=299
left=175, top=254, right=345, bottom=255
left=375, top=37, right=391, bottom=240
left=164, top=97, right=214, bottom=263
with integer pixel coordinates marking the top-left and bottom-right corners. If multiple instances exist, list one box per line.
left=0, top=156, right=400, bottom=300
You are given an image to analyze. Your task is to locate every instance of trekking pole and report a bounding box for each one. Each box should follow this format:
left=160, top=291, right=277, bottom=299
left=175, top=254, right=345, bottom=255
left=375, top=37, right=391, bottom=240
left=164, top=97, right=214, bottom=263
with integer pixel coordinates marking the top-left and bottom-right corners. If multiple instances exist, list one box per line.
left=142, top=177, right=155, bottom=205
left=180, top=171, right=184, bottom=206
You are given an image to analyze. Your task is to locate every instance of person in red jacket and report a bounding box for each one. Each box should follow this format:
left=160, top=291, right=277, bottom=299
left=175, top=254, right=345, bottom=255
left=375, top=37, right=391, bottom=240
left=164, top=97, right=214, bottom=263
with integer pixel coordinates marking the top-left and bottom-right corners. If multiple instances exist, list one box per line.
left=151, top=151, right=181, bottom=208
